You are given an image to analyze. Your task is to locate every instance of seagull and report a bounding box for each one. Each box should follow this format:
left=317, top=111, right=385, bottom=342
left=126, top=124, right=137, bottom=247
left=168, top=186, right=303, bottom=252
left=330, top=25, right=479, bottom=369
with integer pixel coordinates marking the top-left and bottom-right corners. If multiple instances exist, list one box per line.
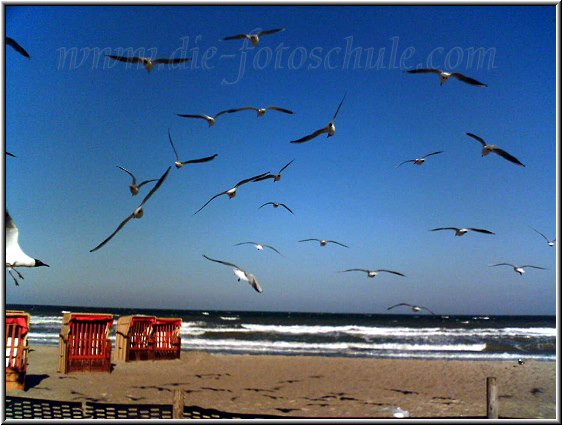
left=106, top=55, right=191, bottom=73
left=254, top=160, right=295, bottom=182
left=167, top=129, right=218, bottom=169
left=465, top=133, right=525, bottom=167
left=5, top=210, right=49, bottom=286
left=176, top=109, right=237, bottom=127
left=193, top=171, right=270, bottom=215
left=299, top=239, right=349, bottom=248
left=387, top=303, right=435, bottom=315
left=382, top=407, right=410, bottom=418
left=202, top=255, right=263, bottom=293
left=530, top=227, right=555, bottom=247
left=340, top=268, right=406, bottom=278
left=90, top=166, right=171, bottom=252
left=221, top=28, right=286, bottom=46
left=234, top=242, right=283, bottom=256
left=489, top=263, right=546, bottom=275
left=259, top=202, right=294, bottom=214
left=397, top=151, right=444, bottom=168
left=6, top=152, right=16, bottom=157
left=290, top=93, right=346, bottom=144
left=219, top=106, right=295, bottom=117
left=405, top=68, right=487, bottom=87
left=6, top=37, right=31, bottom=59
left=431, top=227, right=495, bottom=236
left=116, top=166, right=158, bottom=196
left=518, top=358, right=525, bottom=365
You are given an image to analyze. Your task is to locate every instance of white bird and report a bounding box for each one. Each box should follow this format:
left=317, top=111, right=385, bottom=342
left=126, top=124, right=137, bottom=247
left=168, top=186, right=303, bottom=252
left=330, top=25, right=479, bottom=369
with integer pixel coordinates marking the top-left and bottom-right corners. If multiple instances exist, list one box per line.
left=219, top=106, right=295, bottom=117
left=290, top=94, right=346, bottom=144
left=387, top=303, right=435, bottom=315
left=465, top=133, right=525, bottom=167
left=221, top=28, right=286, bottom=46
left=254, top=160, right=295, bottom=182
left=259, top=202, right=294, bottom=214
left=530, top=227, right=555, bottom=247
left=234, top=242, right=283, bottom=256
left=90, top=166, right=171, bottom=252
left=299, top=238, right=349, bottom=248
left=106, top=55, right=191, bottom=73
left=176, top=109, right=239, bottom=127
left=340, top=268, right=406, bottom=278
left=382, top=407, right=410, bottom=418
left=518, top=358, right=525, bottom=365
left=6, top=37, right=31, bottom=59
left=405, top=68, right=487, bottom=87
left=193, top=172, right=270, bottom=215
left=397, top=151, right=444, bottom=168
left=431, top=227, right=495, bottom=236
left=116, top=166, right=158, bottom=196
left=167, top=129, right=218, bottom=169
left=490, top=263, right=546, bottom=276
left=5, top=210, right=49, bottom=286
left=203, top=255, right=263, bottom=293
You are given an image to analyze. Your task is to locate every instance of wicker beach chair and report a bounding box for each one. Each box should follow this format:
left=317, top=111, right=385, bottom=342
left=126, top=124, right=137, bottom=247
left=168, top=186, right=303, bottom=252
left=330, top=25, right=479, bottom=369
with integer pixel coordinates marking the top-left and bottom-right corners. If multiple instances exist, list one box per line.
left=5, top=310, right=31, bottom=390
left=115, top=315, right=156, bottom=362
left=58, top=312, right=114, bottom=373
left=151, top=317, right=182, bottom=360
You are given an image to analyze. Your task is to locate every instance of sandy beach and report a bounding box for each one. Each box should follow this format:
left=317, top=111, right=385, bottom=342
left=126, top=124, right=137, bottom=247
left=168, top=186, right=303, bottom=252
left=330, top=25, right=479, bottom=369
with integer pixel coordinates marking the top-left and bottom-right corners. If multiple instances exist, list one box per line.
left=5, top=346, right=556, bottom=419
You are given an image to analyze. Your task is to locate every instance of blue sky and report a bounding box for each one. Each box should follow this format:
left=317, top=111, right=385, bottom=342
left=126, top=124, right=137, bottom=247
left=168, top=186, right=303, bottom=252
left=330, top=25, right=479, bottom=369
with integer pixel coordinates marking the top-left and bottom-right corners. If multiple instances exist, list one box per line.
left=3, top=4, right=557, bottom=315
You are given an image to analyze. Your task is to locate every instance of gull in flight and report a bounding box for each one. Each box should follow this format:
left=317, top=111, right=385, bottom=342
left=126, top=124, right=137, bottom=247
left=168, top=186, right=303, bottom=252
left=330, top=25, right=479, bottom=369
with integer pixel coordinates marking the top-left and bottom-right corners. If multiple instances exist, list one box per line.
left=254, top=160, right=295, bottom=182
left=259, top=202, right=294, bottom=214
left=290, top=93, right=346, bottom=144
left=203, top=255, right=263, bottom=293
left=5, top=210, right=49, bottom=286
left=106, top=55, right=191, bottom=73
left=116, top=166, right=158, bottom=196
left=193, top=172, right=270, bottom=215
left=234, top=242, right=283, bottom=256
left=221, top=28, right=286, bottom=46
left=299, top=239, right=349, bottom=248
left=176, top=109, right=238, bottom=127
left=465, top=133, right=525, bottom=167
left=339, top=268, right=406, bottom=278
left=431, top=227, right=495, bottom=237
left=167, top=129, right=218, bottom=169
left=6, top=37, right=31, bottom=59
left=530, top=227, right=555, bottom=247
left=405, top=68, right=487, bottom=87
left=90, top=166, right=171, bottom=252
left=489, top=263, right=547, bottom=276
left=397, top=151, right=444, bottom=168
left=220, top=106, right=295, bottom=117
left=387, top=303, right=436, bottom=315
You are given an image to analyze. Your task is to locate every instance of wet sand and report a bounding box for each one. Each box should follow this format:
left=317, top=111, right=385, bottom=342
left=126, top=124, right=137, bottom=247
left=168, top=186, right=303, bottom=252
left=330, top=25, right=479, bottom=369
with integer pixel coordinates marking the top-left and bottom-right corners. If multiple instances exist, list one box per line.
left=6, top=346, right=557, bottom=418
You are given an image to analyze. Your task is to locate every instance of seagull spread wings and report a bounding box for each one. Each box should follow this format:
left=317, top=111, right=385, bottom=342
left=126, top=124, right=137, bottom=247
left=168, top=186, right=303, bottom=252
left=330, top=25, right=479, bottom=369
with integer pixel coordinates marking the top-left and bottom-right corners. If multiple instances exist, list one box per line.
left=387, top=303, right=436, bottom=315
left=117, top=166, right=158, bottom=189
left=168, top=129, right=218, bottom=167
left=203, top=254, right=263, bottom=293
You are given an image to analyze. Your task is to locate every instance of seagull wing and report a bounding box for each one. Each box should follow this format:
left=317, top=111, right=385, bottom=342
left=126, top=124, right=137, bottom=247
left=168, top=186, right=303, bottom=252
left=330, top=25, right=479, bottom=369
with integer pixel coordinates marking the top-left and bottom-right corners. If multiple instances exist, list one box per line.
left=375, top=269, right=406, bottom=277
left=176, top=114, right=212, bottom=121
left=340, top=269, right=370, bottom=273
left=259, top=202, right=275, bottom=209
left=278, top=159, right=295, bottom=173
left=290, top=127, right=328, bottom=144
left=521, top=265, right=547, bottom=270
left=332, top=92, right=347, bottom=121
left=490, top=263, right=515, bottom=268
left=137, top=179, right=159, bottom=189
left=263, top=244, right=283, bottom=256
left=222, top=33, right=249, bottom=41
left=193, top=191, right=227, bottom=215
left=234, top=172, right=270, bottom=188
left=107, top=55, right=143, bottom=64
left=6, top=152, right=16, bottom=157
left=234, top=242, right=259, bottom=247
left=267, top=106, right=295, bottom=114
left=89, top=213, right=135, bottom=252
left=327, top=240, right=349, bottom=248
left=168, top=129, right=180, bottom=161
left=405, top=68, right=442, bottom=75
left=180, top=154, right=218, bottom=165
left=419, top=306, right=437, bottom=315
left=279, top=203, right=294, bottom=214
left=138, top=166, right=171, bottom=209
left=202, top=254, right=243, bottom=270
left=299, top=239, right=320, bottom=243
left=492, top=148, right=525, bottom=167
left=215, top=107, right=257, bottom=116
left=246, top=273, right=264, bottom=293
left=387, top=303, right=413, bottom=311
left=117, top=166, right=137, bottom=185
left=6, top=37, right=31, bottom=59
left=422, top=151, right=445, bottom=158
left=397, top=159, right=415, bottom=168
left=450, top=72, right=487, bottom=87
left=465, top=133, right=487, bottom=147
left=530, top=227, right=550, bottom=242
left=431, top=227, right=459, bottom=232
left=258, top=28, right=286, bottom=36
left=5, top=211, right=21, bottom=257
left=152, top=58, right=192, bottom=65
left=467, top=228, right=495, bottom=234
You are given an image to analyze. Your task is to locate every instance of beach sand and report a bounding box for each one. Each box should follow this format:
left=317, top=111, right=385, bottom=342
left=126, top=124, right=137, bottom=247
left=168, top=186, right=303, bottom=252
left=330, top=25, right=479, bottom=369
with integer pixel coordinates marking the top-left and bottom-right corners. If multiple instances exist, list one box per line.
left=6, top=346, right=557, bottom=419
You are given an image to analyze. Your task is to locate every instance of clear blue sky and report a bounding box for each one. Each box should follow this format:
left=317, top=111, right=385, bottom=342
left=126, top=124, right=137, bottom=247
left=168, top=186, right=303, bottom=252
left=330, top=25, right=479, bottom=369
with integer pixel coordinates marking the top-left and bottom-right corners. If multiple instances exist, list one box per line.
left=3, top=4, right=557, bottom=315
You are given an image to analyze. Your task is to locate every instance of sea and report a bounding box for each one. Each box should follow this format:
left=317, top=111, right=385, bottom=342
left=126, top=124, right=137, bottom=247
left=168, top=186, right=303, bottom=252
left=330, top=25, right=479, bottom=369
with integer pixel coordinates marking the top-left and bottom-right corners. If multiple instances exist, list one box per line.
left=6, top=304, right=556, bottom=362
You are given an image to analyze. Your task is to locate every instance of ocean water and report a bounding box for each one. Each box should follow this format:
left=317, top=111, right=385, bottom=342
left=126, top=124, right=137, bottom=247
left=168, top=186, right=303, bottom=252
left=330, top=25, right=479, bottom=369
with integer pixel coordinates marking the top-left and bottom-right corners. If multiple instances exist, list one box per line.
left=6, top=304, right=556, bottom=362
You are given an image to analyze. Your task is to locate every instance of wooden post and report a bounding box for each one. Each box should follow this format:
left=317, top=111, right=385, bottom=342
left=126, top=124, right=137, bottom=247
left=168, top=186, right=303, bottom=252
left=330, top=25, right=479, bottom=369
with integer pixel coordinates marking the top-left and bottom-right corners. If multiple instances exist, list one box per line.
left=487, top=377, right=498, bottom=419
left=173, top=389, right=184, bottom=419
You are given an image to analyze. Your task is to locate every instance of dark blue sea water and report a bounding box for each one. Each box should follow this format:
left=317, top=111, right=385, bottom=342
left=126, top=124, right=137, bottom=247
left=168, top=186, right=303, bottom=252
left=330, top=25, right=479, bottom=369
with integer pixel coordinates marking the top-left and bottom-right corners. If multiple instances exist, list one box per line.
left=6, top=304, right=556, bottom=362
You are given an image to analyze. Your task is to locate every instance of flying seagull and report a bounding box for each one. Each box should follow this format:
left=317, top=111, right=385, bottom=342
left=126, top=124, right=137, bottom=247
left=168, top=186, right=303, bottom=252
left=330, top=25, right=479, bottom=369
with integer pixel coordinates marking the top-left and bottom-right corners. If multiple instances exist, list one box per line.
left=176, top=109, right=238, bottom=127
left=221, top=28, right=286, bottom=46
left=339, top=268, right=406, bottom=278
left=290, top=93, right=346, bottom=144
left=405, top=68, right=487, bottom=87
left=116, top=166, right=158, bottom=196
left=299, top=238, right=349, bottom=248
left=5, top=210, right=49, bottom=286
left=465, top=133, right=525, bottom=167
left=530, top=227, right=555, bottom=247
left=259, top=202, right=294, bottom=214
left=106, top=55, right=191, bottom=73
left=90, top=166, right=171, bottom=252
left=254, top=160, right=295, bottom=182
left=203, top=254, right=263, bottom=293
left=6, top=37, right=31, bottom=59
left=219, top=106, right=295, bottom=117
left=489, top=263, right=546, bottom=276
left=193, top=171, right=270, bottom=215
left=387, top=303, right=436, bottom=315
left=167, top=129, right=217, bottom=169
left=397, top=151, right=444, bottom=168
left=234, top=242, right=283, bottom=256
left=431, top=227, right=495, bottom=236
